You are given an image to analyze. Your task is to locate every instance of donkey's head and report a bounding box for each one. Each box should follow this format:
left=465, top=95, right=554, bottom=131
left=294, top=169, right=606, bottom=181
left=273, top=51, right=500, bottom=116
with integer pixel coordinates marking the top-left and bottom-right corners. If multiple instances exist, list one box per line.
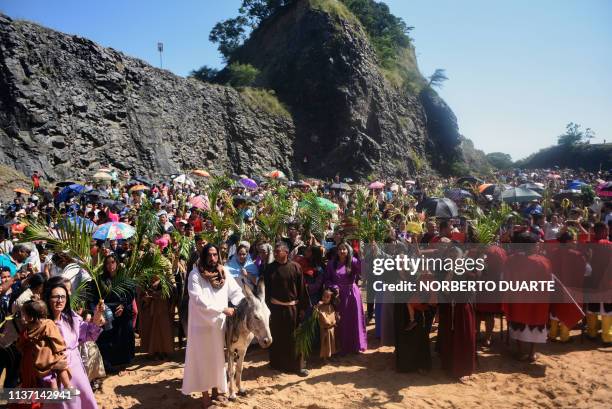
left=242, top=279, right=272, bottom=349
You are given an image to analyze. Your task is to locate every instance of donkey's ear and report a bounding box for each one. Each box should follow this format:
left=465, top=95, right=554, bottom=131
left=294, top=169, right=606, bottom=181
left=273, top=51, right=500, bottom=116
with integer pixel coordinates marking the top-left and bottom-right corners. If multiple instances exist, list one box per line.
left=242, top=279, right=254, bottom=298
left=257, top=278, right=265, bottom=302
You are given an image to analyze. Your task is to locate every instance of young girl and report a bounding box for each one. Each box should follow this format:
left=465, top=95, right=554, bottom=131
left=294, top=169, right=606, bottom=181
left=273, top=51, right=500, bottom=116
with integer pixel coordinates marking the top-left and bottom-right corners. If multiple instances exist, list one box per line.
left=18, top=299, right=78, bottom=394
left=316, top=287, right=340, bottom=361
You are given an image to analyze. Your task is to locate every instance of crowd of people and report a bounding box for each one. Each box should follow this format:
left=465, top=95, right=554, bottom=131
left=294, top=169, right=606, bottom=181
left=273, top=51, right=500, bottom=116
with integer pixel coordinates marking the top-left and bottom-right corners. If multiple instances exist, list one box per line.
left=0, top=166, right=610, bottom=408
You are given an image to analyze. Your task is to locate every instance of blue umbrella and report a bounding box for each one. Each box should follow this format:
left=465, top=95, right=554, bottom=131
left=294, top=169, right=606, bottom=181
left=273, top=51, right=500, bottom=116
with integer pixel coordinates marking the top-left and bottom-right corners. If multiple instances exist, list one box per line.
left=55, top=184, right=86, bottom=203
left=64, top=216, right=96, bottom=230
left=567, top=180, right=586, bottom=190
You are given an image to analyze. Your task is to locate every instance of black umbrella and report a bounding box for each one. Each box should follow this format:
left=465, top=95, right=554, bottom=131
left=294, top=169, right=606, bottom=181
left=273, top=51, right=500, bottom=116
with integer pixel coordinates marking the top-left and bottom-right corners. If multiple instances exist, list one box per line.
left=132, top=175, right=154, bottom=186
left=456, top=176, right=483, bottom=185
left=98, top=199, right=126, bottom=212
left=232, top=195, right=259, bottom=203
left=417, top=198, right=459, bottom=218
left=84, top=189, right=109, bottom=198
left=56, top=181, right=75, bottom=187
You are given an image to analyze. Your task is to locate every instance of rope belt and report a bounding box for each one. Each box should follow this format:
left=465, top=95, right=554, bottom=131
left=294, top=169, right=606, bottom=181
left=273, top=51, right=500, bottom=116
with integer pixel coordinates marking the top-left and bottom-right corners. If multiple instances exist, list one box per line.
left=270, top=298, right=298, bottom=306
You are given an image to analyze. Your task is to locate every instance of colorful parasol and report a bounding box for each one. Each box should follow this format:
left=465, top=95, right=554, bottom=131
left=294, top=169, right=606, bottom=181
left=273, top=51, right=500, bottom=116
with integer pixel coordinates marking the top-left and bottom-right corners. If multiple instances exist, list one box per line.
left=368, top=181, right=384, bottom=189
left=93, top=222, right=136, bottom=241
left=13, top=188, right=30, bottom=195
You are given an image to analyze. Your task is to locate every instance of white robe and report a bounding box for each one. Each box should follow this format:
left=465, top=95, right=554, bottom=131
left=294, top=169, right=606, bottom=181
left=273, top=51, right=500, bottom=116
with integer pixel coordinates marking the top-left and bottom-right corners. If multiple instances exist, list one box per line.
left=181, top=267, right=244, bottom=395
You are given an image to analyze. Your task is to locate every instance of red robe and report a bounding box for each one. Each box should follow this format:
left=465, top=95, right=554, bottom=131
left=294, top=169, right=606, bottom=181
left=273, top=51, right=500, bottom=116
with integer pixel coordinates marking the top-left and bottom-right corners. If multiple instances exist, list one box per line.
left=548, top=246, right=586, bottom=327
left=502, top=253, right=552, bottom=326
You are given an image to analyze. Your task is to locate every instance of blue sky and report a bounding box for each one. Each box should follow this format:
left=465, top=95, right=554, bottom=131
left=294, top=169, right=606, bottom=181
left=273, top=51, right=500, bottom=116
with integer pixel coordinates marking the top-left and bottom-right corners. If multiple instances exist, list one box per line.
left=2, top=0, right=611, bottom=160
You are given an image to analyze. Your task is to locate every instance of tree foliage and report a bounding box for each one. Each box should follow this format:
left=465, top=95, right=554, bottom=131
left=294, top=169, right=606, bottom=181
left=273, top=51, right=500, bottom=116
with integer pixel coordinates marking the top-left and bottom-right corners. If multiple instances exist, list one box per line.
left=427, top=68, right=448, bottom=89
left=227, top=62, right=260, bottom=87
left=341, top=0, right=413, bottom=68
left=209, top=1, right=292, bottom=61
left=209, top=16, right=249, bottom=61
left=486, top=152, right=513, bottom=169
left=557, top=122, right=595, bottom=146
left=189, top=65, right=220, bottom=83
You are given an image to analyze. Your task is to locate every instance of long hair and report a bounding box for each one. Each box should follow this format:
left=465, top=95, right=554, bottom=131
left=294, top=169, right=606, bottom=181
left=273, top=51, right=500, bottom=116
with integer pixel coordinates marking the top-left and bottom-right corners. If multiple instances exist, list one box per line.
left=199, top=243, right=220, bottom=270
left=43, top=281, right=74, bottom=329
left=333, top=241, right=353, bottom=274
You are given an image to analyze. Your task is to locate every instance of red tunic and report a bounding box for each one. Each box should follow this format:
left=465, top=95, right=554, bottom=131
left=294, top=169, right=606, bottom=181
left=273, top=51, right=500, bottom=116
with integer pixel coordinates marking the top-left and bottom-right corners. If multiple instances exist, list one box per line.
left=502, top=253, right=551, bottom=326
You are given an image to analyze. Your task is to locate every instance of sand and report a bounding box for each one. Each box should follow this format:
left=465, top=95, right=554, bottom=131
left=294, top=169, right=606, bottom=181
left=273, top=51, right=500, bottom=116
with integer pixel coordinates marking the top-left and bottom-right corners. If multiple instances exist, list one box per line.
left=94, top=321, right=611, bottom=409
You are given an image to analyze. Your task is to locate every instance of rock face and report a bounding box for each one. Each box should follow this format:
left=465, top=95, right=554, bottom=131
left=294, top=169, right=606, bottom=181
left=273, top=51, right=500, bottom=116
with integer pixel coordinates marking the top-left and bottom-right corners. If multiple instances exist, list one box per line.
left=231, top=0, right=460, bottom=178
left=0, top=14, right=295, bottom=181
left=0, top=1, right=475, bottom=181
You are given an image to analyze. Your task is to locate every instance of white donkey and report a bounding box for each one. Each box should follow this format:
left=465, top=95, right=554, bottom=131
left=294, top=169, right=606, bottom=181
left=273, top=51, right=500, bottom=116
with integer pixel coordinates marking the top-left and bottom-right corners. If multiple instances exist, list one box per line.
left=225, top=278, right=272, bottom=400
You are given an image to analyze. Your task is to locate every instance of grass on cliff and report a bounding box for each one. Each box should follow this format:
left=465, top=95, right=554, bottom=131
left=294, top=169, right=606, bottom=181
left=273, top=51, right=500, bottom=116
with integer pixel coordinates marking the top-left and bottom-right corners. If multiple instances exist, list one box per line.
left=309, top=0, right=361, bottom=26
left=310, top=0, right=427, bottom=94
left=239, top=87, right=291, bottom=119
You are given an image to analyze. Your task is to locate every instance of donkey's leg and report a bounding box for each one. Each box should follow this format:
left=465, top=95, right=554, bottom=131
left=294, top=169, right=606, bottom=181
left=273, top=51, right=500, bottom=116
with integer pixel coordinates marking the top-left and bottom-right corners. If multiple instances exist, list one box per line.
left=236, top=347, right=247, bottom=396
left=227, top=344, right=236, bottom=401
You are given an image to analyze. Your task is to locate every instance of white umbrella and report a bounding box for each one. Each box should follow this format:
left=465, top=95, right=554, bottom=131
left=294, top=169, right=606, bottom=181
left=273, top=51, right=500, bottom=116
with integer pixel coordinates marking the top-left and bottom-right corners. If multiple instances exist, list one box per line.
left=93, top=172, right=113, bottom=181
left=173, top=174, right=195, bottom=187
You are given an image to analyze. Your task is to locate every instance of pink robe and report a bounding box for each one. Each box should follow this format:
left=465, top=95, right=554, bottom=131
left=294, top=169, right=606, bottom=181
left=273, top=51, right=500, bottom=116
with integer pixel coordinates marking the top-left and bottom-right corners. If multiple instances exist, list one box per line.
left=44, top=312, right=102, bottom=409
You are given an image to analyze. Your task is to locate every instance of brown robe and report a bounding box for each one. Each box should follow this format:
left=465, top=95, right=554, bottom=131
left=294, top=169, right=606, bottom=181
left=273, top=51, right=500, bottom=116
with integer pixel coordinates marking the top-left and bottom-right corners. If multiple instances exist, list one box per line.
left=316, top=303, right=337, bottom=358
left=263, top=260, right=309, bottom=372
left=18, top=319, right=71, bottom=379
left=137, top=256, right=175, bottom=355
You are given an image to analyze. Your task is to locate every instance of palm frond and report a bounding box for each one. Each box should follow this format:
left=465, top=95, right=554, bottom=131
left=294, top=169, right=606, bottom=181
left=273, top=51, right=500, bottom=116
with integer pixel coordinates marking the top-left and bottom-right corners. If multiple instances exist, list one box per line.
left=294, top=308, right=319, bottom=359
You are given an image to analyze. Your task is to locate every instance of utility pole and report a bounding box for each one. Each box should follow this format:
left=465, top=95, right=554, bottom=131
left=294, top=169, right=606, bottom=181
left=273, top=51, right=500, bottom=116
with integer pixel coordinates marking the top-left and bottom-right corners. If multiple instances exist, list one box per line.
left=157, top=42, right=164, bottom=69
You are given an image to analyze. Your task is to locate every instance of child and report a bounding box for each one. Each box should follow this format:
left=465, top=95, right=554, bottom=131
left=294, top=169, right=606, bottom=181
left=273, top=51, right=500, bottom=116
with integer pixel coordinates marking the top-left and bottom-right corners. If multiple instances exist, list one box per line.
left=316, top=287, right=339, bottom=361
left=18, top=299, right=79, bottom=394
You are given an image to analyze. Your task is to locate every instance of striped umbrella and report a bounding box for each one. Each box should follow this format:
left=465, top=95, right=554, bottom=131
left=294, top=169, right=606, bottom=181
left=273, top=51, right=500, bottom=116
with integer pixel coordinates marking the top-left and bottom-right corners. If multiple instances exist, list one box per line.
left=93, top=222, right=136, bottom=241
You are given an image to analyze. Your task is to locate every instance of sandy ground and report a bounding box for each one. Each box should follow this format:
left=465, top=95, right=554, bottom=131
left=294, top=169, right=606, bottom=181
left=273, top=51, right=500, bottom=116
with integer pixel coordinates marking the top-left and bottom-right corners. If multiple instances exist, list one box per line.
left=95, top=320, right=611, bottom=409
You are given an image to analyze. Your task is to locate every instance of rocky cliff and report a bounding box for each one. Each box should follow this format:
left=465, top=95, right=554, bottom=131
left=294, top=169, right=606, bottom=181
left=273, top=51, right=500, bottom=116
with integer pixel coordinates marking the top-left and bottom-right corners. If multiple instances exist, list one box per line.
left=0, top=14, right=295, bottom=181
left=231, top=0, right=464, bottom=178
left=0, top=0, right=476, bottom=182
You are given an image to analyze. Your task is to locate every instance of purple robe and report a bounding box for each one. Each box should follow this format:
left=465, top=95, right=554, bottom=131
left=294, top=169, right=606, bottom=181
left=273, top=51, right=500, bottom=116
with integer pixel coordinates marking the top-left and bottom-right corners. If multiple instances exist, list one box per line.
left=324, top=257, right=367, bottom=354
left=44, top=312, right=102, bottom=409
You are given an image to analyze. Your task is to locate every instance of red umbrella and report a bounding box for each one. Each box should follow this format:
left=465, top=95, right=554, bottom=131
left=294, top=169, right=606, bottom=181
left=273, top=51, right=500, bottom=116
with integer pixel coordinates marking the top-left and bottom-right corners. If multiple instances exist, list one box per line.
left=189, top=195, right=209, bottom=210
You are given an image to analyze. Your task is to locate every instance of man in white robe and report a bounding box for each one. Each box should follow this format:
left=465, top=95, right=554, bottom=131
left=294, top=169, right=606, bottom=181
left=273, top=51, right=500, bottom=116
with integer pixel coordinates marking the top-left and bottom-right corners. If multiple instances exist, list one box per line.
left=182, top=244, right=244, bottom=407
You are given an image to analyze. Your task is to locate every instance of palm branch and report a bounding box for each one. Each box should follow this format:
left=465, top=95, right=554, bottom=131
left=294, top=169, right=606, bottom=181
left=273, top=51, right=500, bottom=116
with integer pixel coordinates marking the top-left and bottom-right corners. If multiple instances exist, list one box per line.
left=128, top=247, right=174, bottom=299
left=297, top=192, right=332, bottom=242
left=294, top=308, right=319, bottom=358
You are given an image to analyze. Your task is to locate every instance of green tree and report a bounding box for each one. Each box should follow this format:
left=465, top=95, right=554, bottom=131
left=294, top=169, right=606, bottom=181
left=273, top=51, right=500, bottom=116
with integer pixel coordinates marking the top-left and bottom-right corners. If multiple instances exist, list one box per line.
left=486, top=152, right=513, bottom=169
left=427, top=69, right=448, bottom=88
left=227, top=62, right=260, bottom=87
left=557, top=122, right=595, bottom=146
left=189, top=65, right=220, bottom=83
left=209, top=16, right=248, bottom=61
left=209, top=1, right=292, bottom=61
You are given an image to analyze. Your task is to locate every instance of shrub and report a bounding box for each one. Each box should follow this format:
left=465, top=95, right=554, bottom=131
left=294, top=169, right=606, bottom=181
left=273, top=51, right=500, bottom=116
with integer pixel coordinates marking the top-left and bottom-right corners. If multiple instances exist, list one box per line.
left=227, top=62, right=260, bottom=87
